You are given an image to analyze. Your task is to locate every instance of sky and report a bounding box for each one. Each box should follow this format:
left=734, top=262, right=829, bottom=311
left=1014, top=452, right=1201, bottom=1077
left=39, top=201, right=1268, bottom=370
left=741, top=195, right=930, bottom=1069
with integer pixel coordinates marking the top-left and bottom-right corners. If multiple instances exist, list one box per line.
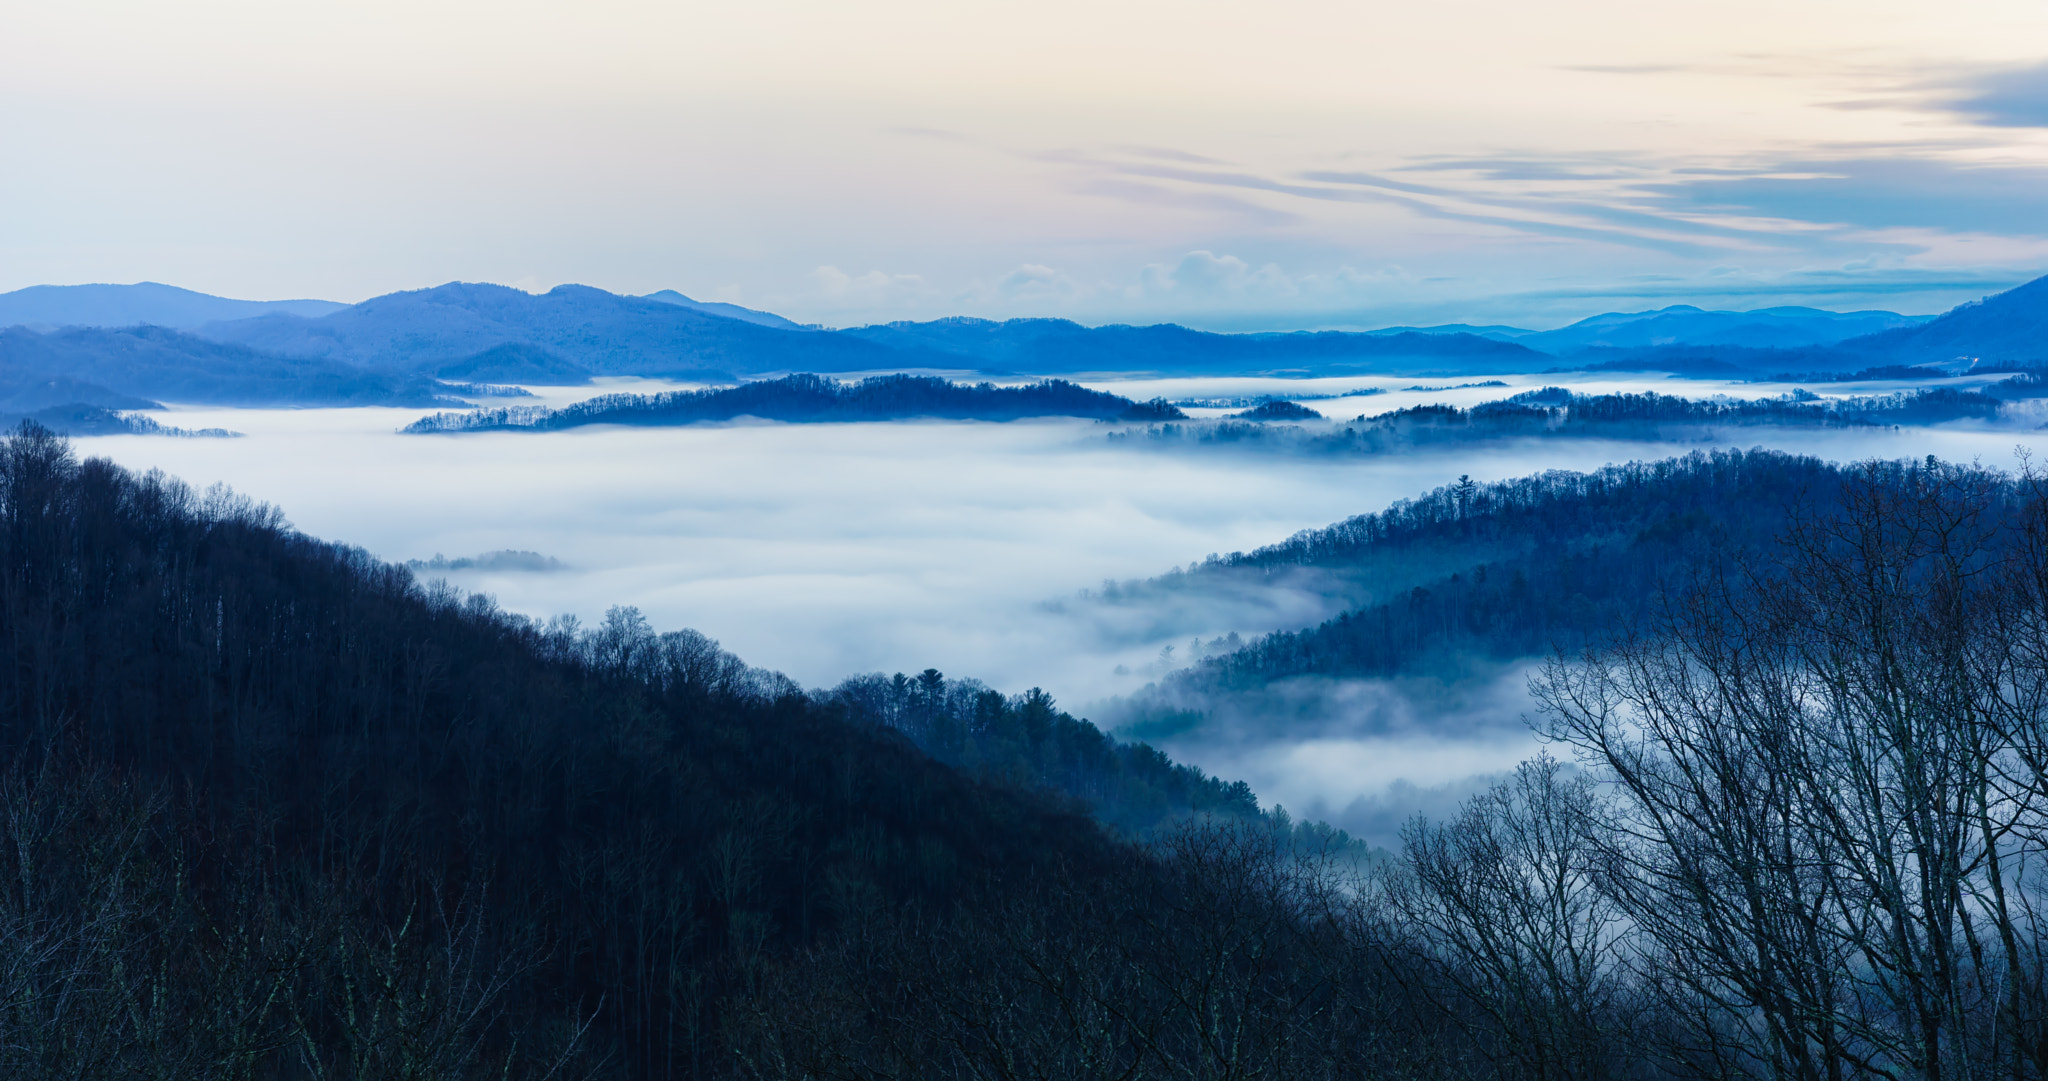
left=6, top=0, right=2048, bottom=328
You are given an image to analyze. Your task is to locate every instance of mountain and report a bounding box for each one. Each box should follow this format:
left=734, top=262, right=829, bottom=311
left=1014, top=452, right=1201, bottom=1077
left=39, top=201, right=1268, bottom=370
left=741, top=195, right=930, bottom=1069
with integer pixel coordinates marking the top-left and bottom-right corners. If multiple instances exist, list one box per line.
left=1841, top=272, right=2048, bottom=365
left=841, top=317, right=1551, bottom=375
left=201, top=281, right=911, bottom=376
left=0, top=282, right=346, bottom=329
left=11, top=278, right=2004, bottom=388
left=1516, top=304, right=1928, bottom=352
left=640, top=288, right=816, bottom=331
left=194, top=283, right=1552, bottom=379
left=0, top=325, right=459, bottom=407
left=432, top=342, right=599, bottom=385
left=1365, top=322, right=1537, bottom=339
left=0, top=402, right=238, bottom=437
left=1361, top=307, right=1926, bottom=352
left=1562, top=276, right=2048, bottom=374
left=0, top=370, right=158, bottom=412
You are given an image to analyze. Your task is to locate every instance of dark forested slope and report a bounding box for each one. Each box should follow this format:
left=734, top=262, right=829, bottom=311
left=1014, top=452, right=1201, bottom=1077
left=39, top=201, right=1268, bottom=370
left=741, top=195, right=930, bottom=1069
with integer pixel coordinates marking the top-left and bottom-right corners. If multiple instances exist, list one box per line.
left=12, top=423, right=2048, bottom=1079
left=403, top=372, right=1186, bottom=431
left=1123, top=450, right=1849, bottom=705
left=0, top=425, right=1143, bottom=1075
left=1109, top=385, right=2006, bottom=460
left=0, top=423, right=1410, bottom=1079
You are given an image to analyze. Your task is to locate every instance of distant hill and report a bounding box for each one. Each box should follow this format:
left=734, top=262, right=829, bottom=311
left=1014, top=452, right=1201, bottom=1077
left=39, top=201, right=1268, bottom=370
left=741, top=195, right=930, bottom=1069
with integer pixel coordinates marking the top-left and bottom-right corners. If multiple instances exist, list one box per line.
left=0, top=325, right=459, bottom=407
left=0, top=282, right=345, bottom=329
left=1368, top=307, right=1927, bottom=351
left=1523, top=304, right=1928, bottom=352
left=402, top=372, right=1189, bottom=433
left=0, top=371, right=159, bottom=413
left=432, top=342, right=599, bottom=385
left=0, top=403, right=239, bottom=438
left=640, top=289, right=816, bottom=331
left=1840, top=273, right=2048, bottom=365
left=201, top=282, right=911, bottom=376
left=1365, top=322, right=1535, bottom=339
left=841, top=318, right=1550, bottom=375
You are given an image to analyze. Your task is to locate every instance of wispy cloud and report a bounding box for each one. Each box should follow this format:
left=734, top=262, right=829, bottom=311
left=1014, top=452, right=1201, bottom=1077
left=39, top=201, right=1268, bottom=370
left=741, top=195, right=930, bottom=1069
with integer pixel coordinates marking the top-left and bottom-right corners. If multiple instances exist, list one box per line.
left=1645, top=158, right=2048, bottom=236
left=1948, top=61, right=2048, bottom=128
left=1055, top=151, right=1738, bottom=258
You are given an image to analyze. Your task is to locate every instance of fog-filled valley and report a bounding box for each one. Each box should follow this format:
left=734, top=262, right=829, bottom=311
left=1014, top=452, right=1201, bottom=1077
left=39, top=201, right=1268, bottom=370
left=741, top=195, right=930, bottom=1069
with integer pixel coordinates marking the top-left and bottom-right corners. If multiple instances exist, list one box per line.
left=17, top=273, right=2048, bottom=846
left=28, top=0, right=2048, bottom=1064
left=58, top=366, right=2048, bottom=847
left=11, top=272, right=2048, bottom=1077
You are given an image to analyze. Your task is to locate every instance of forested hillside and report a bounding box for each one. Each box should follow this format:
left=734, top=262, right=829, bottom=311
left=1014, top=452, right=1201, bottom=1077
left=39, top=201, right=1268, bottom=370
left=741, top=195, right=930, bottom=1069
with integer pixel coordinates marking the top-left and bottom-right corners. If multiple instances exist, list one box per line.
left=0, top=423, right=1373, bottom=1078
left=0, top=324, right=460, bottom=407
left=11, top=421, right=2048, bottom=1078
left=1111, top=385, right=2007, bottom=458
left=1103, top=450, right=1848, bottom=731
left=403, top=372, right=1186, bottom=431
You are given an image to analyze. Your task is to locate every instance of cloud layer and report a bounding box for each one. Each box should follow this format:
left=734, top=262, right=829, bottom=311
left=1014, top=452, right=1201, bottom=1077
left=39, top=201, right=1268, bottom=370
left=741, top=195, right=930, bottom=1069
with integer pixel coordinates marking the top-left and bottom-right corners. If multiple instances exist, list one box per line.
left=65, top=383, right=2048, bottom=839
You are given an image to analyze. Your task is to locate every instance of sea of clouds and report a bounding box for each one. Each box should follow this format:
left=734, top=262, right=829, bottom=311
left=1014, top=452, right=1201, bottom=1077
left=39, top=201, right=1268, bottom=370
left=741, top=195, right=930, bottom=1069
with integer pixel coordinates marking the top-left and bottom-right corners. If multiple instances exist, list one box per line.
left=72, top=371, right=2048, bottom=845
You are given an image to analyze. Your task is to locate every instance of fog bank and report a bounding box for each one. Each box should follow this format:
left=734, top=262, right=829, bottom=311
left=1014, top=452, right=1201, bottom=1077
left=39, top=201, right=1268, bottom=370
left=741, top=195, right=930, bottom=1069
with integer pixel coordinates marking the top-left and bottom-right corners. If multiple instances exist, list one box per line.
left=71, top=379, right=2048, bottom=839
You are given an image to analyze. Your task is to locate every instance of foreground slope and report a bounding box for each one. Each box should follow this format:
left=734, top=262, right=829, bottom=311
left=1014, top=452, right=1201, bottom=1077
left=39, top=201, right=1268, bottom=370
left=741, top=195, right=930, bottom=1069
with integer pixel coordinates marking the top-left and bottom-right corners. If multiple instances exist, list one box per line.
left=9, top=424, right=2046, bottom=1079
left=0, top=425, right=1133, bottom=1074
left=0, top=424, right=1421, bottom=1079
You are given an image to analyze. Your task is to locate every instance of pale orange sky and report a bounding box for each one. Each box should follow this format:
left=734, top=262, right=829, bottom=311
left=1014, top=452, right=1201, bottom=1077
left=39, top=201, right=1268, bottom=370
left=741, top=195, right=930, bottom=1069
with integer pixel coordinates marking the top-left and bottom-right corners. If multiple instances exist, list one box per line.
left=6, top=0, right=2048, bottom=326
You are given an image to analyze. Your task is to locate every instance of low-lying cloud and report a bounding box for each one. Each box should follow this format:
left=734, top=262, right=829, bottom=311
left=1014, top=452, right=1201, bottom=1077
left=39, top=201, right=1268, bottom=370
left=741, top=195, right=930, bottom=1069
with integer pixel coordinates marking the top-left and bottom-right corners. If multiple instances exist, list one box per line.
left=68, top=379, right=2048, bottom=840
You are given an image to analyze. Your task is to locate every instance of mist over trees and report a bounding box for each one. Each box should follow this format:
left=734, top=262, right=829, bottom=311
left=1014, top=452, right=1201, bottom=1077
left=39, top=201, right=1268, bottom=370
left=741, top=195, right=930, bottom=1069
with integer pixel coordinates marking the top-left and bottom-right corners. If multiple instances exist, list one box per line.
left=402, top=373, right=1188, bottom=432
left=1138, top=449, right=1842, bottom=700
left=0, top=402, right=240, bottom=438
left=744, top=455, right=2048, bottom=1081
left=1110, top=385, right=2010, bottom=460
left=0, top=422, right=1141, bottom=1077
left=821, top=668, right=1273, bottom=838
left=14, top=416, right=2048, bottom=1078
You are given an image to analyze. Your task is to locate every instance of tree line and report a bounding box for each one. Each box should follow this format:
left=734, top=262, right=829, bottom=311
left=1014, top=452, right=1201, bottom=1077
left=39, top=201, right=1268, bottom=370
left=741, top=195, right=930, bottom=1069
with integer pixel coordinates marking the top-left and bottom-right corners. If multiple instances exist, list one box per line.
left=1107, top=385, right=2006, bottom=457
left=403, top=373, right=1187, bottom=433
left=1116, top=449, right=1838, bottom=704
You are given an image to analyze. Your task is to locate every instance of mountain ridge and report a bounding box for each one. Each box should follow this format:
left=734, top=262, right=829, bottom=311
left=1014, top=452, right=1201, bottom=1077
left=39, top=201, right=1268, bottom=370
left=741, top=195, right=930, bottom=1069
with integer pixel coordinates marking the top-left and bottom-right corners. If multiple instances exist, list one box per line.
left=0, top=274, right=2041, bottom=395
left=0, top=282, right=346, bottom=328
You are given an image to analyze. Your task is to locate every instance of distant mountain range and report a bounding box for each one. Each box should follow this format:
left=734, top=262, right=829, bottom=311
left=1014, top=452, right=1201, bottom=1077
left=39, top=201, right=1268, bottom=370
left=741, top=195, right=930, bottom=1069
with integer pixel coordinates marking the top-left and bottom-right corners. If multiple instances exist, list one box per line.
left=1372, top=305, right=1930, bottom=351
left=0, top=274, right=2041, bottom=412
left=0, top=282, right=346, bottom=329
left=0, top=325, right=459, bottom=409
left=199, top=283, right=898, bottom=378
left=1848, top=274, right=2048, bottom=365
